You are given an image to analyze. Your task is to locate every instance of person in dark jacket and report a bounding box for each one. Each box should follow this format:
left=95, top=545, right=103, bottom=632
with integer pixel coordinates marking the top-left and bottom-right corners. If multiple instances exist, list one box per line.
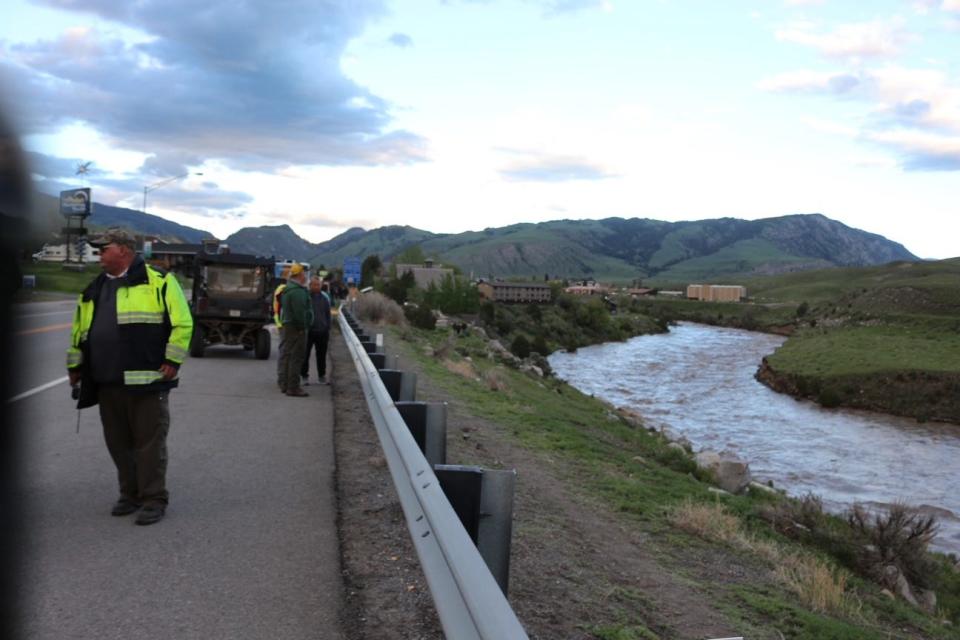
left=301, top=276, right=332, bottom=386
left=66, top=227, right=193, bottom=525
left=279, top=263, right=312, bottom=396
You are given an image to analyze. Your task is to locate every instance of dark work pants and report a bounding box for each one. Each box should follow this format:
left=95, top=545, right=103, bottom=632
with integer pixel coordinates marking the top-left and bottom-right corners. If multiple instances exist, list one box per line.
left=301, top=330, right=330, bottom=379
left=98, top=386, right=170, bottom=506
left=276, top=324, right=287, bottom=388
left=281, top=326, right=306, bottom=392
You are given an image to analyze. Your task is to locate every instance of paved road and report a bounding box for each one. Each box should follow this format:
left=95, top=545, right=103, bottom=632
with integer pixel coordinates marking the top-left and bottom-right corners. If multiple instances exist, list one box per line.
left=11, top=300, right=343, bottom=639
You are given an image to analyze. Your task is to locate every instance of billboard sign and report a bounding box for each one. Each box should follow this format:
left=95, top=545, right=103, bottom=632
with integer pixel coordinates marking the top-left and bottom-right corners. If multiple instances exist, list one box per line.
left=60, top=188, right=92, bottom=217
left=343, top=257, right=361, bottom=285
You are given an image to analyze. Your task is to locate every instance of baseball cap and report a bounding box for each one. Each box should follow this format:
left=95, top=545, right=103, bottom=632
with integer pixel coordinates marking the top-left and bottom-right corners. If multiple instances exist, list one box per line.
left=88, top=227, right=137, bottom=250
left=289, top=263, right=304, bottom=276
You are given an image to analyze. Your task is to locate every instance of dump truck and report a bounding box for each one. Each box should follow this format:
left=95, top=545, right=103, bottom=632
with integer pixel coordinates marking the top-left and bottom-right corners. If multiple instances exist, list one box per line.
left=189, top=251, right=276, bottom=359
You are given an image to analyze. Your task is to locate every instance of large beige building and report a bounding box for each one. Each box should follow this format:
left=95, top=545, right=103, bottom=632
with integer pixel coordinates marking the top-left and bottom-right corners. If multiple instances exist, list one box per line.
left=395, top=259, right=454, bottom=289
left=477, top=281, right=552, bottom=303
left=686, top=284, right=747, bottom=302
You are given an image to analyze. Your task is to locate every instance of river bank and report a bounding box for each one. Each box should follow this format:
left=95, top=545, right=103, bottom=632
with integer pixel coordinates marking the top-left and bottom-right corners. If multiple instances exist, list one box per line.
left=346, top=309, right=960, bottom=637
left=756, top=356, right=960, bottom=424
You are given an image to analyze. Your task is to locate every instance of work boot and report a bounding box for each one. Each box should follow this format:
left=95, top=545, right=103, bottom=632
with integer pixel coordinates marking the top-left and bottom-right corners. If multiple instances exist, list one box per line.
left=286, top=388, right=309, bottom=397
left=135, top=503, right=166, bottom=526
left=110, top=497, right=141, bottom=516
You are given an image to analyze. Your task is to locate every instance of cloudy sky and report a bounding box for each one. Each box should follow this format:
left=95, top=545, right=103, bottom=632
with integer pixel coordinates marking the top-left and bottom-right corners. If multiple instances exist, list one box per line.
left=1, top=0, right=958, bottom=259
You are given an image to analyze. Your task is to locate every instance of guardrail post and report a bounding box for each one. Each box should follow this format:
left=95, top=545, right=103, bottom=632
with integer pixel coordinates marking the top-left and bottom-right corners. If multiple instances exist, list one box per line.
left=395, top=401, right=447, bottom=466
left=477, top=469, right=516, bottom=597
left=369, top=352, right=387, bottom=370
left=378, top=369, right=416, bottom=402
left=434, top=465, right=516, bottom=596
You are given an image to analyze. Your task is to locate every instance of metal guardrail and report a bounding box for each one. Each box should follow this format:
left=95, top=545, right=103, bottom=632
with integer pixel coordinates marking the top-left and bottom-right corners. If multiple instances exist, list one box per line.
left=338, top=310, right=529, bottom=640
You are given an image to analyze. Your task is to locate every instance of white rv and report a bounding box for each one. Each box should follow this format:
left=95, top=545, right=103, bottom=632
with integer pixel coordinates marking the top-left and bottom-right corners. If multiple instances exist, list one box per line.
left=32, top=242, right=101, bottom=263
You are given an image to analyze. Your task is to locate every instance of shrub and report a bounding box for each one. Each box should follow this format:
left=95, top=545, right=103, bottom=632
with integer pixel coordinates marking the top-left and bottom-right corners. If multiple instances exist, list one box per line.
left=796, top=301, right=809, bottom=317
left=532, top=334, right=550, bottom=357
left=353, top=291, right=406, bottom=325
left=848, top=503, right=938, bottom=589
left=405, top=303, right=437, bottom=330
left=510, top=334, right=531, bottom=359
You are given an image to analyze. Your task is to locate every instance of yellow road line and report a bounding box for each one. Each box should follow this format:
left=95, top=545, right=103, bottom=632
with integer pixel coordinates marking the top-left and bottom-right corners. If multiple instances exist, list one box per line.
left=17, top=322, right=72, bottom=336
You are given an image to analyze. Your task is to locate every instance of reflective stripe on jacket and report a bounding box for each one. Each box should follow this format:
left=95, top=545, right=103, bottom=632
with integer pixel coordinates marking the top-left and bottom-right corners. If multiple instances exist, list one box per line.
left=66, top=256, right=193, bottom=394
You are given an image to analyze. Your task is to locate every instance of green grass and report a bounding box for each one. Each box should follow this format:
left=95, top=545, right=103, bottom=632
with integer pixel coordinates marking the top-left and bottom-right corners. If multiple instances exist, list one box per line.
left=19, top=260, right=95, bottom=295
left=18, top=260, right=193, bottom=298
left=767, top=326, right=960, bottom=377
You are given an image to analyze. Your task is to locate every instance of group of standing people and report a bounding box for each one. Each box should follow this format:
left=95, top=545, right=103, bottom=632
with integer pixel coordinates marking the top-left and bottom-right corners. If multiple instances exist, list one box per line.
left=275, top=264, right=333, bottom=397
left=66, top=237, right=334, bottom=526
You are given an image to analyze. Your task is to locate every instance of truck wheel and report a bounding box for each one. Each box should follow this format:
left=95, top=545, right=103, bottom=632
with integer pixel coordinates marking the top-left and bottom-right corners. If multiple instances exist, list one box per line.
left=254, top=328, right=271, bottom=360
left=190, top=326, right=205, bottom=358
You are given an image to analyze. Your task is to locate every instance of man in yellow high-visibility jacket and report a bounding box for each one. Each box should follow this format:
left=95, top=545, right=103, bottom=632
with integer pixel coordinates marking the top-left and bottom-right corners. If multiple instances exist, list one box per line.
left=66, top=227, right=193, bottom=526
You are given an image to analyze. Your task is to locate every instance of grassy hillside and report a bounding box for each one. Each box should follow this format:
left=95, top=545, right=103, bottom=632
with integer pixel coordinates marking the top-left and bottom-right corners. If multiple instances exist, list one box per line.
left=308, top=225, right=436, bottom=268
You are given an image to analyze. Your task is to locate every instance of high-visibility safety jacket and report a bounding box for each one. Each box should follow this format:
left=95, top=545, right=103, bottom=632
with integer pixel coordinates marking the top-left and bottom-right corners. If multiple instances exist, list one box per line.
left=272, top=283, right=287, bottom=327
left=66, top=256, right=193, bottom=403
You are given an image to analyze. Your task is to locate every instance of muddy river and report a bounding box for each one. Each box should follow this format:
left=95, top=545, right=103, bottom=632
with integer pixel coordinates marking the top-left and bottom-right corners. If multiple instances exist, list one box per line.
left=548, top=322, right=960, bottom=556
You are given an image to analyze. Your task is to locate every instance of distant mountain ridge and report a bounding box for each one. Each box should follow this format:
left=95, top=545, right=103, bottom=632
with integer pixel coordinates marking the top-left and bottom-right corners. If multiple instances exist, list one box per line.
left=27, top=191, right=918, bottom=282
left=228, top=213, right=915, bottom=282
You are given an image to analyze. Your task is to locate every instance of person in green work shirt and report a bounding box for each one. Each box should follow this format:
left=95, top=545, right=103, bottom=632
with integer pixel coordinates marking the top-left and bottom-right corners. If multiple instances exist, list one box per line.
left=279, top=262, right=312, bottom=397
left=66, top=227, right=193, bottom=526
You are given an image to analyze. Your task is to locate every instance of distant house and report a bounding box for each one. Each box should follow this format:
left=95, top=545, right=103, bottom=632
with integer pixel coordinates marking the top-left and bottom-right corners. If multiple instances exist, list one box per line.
left=565, top=283, right=608, bottom=296
left=477, top=280, right=552, bottom=303
left=624, top=287, right=654, bottom=297
left=686, top=284, right=746, bottom=302
left=395, top=259, right=454, bottom=289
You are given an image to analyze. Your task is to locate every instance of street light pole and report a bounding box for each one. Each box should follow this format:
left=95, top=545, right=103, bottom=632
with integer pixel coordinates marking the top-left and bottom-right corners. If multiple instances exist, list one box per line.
left=142, top=172, right=203, bottom=214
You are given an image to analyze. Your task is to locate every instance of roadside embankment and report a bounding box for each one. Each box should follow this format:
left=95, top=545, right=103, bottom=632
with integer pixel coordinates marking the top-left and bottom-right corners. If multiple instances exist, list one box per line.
left=337, top=308, right=960, bottom=638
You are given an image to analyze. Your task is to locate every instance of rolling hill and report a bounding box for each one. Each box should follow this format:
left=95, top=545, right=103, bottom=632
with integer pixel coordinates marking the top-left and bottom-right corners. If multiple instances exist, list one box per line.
left=303, top=214, right=918, bottom=282
left=22, top=191, right=920, bottom=282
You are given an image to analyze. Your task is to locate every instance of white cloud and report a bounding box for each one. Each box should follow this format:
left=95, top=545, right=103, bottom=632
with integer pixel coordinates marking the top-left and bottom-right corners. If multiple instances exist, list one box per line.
left=784, top=0, right=826, bottom=6
left=866, top=128, right=960, bottom=169
left=497, top=149, right=618, bottom=182
left=943, top=0, right=960, bottom=12
left=776, top=18, right=911, bottom=59
left=869, top=65, right=960, bottom=132
left=758, top=70, right=861, bottom=93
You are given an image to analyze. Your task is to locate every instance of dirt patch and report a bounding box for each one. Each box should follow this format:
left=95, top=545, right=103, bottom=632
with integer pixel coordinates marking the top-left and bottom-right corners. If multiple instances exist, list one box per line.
left=330, top=326, right=443, bottom=639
